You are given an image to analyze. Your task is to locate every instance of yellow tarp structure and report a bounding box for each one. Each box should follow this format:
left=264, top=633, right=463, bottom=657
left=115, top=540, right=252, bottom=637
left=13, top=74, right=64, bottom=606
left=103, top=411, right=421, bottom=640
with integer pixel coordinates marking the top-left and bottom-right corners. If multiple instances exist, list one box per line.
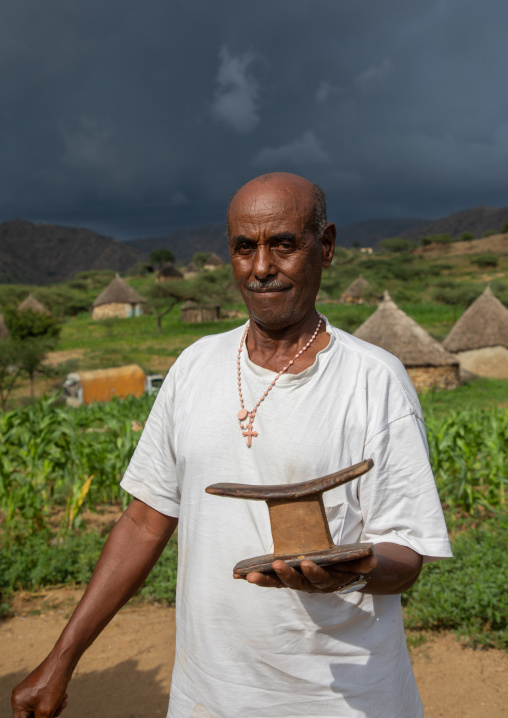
left=79, top=364, right=146, bottom=404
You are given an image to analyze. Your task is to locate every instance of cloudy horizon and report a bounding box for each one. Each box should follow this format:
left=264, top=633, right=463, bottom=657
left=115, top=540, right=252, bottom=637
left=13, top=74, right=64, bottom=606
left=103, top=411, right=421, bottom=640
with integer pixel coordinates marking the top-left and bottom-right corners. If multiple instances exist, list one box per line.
left=2, top=1, right=508, bottom=240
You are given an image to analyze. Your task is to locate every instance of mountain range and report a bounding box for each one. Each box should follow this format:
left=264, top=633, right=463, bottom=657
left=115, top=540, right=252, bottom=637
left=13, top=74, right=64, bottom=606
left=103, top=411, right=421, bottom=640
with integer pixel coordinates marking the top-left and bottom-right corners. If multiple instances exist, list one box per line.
left=1, top=206, right=507, bottom=284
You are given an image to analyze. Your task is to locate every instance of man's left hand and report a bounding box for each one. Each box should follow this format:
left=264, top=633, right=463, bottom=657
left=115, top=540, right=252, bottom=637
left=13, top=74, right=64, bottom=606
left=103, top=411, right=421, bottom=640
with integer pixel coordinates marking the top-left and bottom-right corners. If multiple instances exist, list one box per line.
left=234, top=554, right=377, bottom=593
left=233, top=543, right=423, bottom=595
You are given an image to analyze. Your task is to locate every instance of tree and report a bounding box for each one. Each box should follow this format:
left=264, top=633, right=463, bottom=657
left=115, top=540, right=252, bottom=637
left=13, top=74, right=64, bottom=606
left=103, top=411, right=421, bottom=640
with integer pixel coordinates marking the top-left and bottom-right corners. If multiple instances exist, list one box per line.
left=17, top=338, right=53, bottom=399
left=0, top=340, right=23, bottom=410
left=150, top=248, right=175, bottom=267
left=193, top=252, right=212, bottom=269
left=4, top=308, right=61, bottom=344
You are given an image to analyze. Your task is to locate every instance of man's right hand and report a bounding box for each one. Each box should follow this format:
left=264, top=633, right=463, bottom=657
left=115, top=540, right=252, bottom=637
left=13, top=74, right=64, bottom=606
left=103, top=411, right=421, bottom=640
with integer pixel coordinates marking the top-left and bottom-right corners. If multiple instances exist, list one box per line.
left=11, top=655, right=70, bottom=718
left=10, top=499, right=177, bottom=718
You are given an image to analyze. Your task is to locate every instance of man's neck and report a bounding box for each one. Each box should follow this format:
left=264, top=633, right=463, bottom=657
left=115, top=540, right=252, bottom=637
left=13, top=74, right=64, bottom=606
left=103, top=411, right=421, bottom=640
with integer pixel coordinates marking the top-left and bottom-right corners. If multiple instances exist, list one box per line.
left=245, top=311, right=330, bottom=374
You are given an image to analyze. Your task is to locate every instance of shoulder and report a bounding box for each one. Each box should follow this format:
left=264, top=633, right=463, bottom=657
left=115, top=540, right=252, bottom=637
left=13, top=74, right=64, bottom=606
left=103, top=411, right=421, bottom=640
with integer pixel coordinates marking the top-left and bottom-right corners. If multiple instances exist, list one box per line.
left=165, top=324, right=245, bottom=384
left=325, top=321, right=423, bottom=419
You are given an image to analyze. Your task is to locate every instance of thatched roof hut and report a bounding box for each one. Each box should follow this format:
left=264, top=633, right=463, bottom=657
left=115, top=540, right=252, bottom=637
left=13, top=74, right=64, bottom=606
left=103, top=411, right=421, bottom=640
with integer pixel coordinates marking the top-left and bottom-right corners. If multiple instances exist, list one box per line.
left=92, top=275, right=146, bottom=320
left=0, top=312, right=9, bottom=339
left=340, top=275, right=371, bottom=304
left=156, top=262, right=183, bottom=282
left=204, top=252, right=225, bottom=270
left=443, top=286, right=508, bottom=351
left=442, top=286, right=508, bottom=379
left=181, top=300, right=221, bottom=323
left=18, top=293, right=50, bottom=314
left=354, top=291, right=459, bottom=391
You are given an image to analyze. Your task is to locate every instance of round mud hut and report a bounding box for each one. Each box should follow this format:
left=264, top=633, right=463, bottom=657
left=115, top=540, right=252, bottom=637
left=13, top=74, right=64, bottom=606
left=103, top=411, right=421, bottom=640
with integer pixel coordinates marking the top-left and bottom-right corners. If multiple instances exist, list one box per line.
left=156, top=262, right=183, bottom=282
left=442, top=286, right=508, bottom=380
left=180, top=300, right=221, bottom=323
left=92, top=275, right=146, bottom=319
left=354, top=290, right=460, bottom=391
left=340, top=275, right=371, bottom=305
left=18, top=293, right=50, bottom=314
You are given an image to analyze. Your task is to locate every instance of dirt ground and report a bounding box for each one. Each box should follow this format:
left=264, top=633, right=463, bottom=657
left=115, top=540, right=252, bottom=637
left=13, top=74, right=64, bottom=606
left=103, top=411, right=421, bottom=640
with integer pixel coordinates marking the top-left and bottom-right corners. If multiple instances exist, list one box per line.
left=1, top=590, right=506, bottom=718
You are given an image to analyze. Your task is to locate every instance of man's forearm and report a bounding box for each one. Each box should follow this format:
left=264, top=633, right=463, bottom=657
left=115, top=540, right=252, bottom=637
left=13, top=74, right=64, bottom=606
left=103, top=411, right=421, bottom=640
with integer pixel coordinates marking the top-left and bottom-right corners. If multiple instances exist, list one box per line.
left=362, top=542, right=423, bottom=595
left=51, top=498, right=178, bottom=671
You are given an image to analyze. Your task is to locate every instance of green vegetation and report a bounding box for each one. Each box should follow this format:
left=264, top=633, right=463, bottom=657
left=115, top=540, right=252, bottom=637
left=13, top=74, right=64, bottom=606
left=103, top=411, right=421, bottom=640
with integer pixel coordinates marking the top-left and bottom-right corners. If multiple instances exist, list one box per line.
left=403, top=511, right=507, bottom=649
left=1, top=393, right=507, bottom=648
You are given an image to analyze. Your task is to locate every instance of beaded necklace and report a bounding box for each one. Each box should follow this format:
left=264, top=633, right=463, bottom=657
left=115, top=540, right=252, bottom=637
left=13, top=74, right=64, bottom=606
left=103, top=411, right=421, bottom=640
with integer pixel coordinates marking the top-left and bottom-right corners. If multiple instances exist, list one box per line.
left=237, top=315, right=323, bottom=447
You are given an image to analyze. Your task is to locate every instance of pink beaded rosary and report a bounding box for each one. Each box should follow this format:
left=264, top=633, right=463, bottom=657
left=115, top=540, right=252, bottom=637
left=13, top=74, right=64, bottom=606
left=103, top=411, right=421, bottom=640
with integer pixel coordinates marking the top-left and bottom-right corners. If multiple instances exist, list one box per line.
left=237, top=315, right=323, bottom=447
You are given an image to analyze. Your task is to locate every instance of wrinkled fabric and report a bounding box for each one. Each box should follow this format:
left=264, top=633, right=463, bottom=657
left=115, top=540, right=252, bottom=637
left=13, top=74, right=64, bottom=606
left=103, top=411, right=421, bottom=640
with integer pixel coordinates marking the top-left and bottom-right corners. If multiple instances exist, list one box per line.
left=121, top=319, right=451, bottom=717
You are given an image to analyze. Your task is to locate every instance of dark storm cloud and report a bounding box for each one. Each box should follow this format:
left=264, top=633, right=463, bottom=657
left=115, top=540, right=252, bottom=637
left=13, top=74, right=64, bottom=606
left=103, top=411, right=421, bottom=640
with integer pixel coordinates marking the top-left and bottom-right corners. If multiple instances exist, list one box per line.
left=1, top=0, right=508, bottom=238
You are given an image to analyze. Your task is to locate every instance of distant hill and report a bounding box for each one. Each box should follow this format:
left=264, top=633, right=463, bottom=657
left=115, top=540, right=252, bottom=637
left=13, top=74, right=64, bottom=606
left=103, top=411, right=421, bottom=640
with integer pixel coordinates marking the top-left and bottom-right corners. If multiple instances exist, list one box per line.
left=335, top=218, right=428, bottom=248
left=126, top=225, right=229, bottom=264
left=0, top=220, right=145, bottom=284
left=400, top=206, right=508, bottom=241
left=126, top=218, right=429, bottom=259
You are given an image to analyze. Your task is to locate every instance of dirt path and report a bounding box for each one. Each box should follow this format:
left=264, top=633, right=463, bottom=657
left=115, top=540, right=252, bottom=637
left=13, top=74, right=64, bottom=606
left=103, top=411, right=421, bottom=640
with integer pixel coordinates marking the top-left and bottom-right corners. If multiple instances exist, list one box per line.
left=1, top=592, right=506, bottom=717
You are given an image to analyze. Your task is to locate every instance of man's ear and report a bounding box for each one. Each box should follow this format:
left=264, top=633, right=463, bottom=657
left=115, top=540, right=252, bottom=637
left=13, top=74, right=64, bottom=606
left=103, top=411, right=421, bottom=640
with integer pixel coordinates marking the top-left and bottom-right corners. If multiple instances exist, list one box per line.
left=321, top=223, right=336, bottom=268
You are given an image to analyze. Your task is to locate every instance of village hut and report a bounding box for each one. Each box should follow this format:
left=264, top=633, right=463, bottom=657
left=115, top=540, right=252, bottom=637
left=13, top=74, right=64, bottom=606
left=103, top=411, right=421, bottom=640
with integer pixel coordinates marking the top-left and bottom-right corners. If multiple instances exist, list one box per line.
left=354, top=290, right=460, bottom=391
left=180, top=300, right=221, bottom=323
left=442, top=286, right=508, bottom=380
left=155, top=262, right=183, bottom=283
left=92, top=275, right=146, bottom=320
left=340, top=275, right=371, bottom=304
left=18, top=293, right=50, bottom=314
left=0, top=312, right=9, bottom=339
left=203, top=252, right=225, bottom=271
left=183, top=261, right=199, bottom=280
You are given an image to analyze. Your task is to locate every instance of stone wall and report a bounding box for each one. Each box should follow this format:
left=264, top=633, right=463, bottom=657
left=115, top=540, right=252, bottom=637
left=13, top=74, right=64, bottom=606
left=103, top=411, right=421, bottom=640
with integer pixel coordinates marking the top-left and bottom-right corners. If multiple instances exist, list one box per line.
left=455, top=346, right=508, bottom=380
left=406, top=365, right=460, bottom=392
left=93, top=303, right=130, bottom=320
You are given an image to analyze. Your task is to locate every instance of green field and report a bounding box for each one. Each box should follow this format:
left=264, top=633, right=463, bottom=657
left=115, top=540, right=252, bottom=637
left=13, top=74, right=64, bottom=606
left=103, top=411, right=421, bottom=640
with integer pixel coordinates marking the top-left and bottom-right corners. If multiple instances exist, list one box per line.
left=1, top=244, right=508, bottom=649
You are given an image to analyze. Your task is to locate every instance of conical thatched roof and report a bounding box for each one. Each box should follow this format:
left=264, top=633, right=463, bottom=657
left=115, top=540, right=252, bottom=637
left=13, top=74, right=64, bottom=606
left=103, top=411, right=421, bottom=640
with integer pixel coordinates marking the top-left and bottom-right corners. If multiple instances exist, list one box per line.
left=354, top=290, right=458, bottom=367
left=157, top=262, right=183, bottom=279
left=443, top=286, right=508, bottom=352
left=342, top=274, right=371, bottom=299
left=0, top=312, right=9, bottom=339
left=92, top=275, right=146, bottom=307
left=205, top=252, right=224, bottom=267
left=18, top=293, right=50, bottom=314
left=186, top=261, right=199, bottom=273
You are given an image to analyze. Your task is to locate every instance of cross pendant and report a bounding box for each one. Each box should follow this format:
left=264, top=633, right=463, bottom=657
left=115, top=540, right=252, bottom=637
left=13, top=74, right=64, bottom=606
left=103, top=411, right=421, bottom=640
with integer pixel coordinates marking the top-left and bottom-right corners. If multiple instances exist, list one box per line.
left=242, top=423, right=258, bottom=447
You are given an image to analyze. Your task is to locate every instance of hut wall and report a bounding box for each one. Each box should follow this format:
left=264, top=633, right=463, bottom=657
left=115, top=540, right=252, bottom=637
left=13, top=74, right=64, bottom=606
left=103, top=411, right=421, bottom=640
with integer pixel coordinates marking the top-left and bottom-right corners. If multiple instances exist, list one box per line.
left=93, top=303, right=131, bottom=320
left=181, top=307, right=220, bottom=323
left=454, top=346, right=508, bottom=380
left=406, top=365, right=460, bottom=392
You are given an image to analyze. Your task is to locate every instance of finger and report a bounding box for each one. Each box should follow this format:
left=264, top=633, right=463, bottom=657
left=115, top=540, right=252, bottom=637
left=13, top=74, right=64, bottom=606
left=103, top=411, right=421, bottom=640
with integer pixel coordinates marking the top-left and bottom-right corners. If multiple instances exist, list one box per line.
left=299, top=561, right=342, bottom=590
left=338, top=554, right=378, bottom=574
left=245, top=571, right=284, bottom=589
left=272, top=561, right=309, bottom=591
left=233, top=573, right=247, bottom=580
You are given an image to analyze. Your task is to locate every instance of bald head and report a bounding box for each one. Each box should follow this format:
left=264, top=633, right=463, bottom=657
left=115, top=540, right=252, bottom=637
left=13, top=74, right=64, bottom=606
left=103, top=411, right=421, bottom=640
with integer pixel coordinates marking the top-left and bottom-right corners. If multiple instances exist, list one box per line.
left=227, top=173, right=327, bottom=240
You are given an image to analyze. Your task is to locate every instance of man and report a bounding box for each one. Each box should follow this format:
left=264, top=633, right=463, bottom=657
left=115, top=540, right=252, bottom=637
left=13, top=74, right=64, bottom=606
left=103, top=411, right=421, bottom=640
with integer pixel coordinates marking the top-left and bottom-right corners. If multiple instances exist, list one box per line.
left=13, top=172, right=451, bottom=717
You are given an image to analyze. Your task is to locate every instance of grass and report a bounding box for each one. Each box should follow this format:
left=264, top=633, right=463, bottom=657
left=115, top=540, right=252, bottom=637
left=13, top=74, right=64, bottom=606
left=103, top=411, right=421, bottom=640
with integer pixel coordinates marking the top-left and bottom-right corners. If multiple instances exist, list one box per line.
left=420, top=377, right=508, bottom=418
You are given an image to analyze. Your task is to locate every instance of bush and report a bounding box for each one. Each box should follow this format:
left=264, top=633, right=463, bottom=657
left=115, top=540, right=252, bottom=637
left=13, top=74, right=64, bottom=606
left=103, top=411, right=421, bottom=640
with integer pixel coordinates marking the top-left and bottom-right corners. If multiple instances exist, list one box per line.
left=470, top=254, right=499, bottom=268
left=4, top=308, right=61, bottom=343
left=431, top=284, right=482, bottom=306
left=461, top=232, right=474, bottom=241
left=482, top=229, right=497, bottom=238
left=380, top=237, right=416, bottom=253
left=403, top=511, right=508, bottom=649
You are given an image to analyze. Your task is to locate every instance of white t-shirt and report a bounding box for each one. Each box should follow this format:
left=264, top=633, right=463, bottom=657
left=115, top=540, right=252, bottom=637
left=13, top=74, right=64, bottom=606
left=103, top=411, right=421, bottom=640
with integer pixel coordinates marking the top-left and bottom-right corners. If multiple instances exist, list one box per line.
left=121, top=318, right=452, bottom=718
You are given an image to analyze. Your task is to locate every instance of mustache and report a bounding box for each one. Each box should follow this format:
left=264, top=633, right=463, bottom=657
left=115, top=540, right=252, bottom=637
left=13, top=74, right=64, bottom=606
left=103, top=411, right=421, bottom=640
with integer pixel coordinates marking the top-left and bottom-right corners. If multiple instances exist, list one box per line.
left=245, top=280, right=290, bottom=290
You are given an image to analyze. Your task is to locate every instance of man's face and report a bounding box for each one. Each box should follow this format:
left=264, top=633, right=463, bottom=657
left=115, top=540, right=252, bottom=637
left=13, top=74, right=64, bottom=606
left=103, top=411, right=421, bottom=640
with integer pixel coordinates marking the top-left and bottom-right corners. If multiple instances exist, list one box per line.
left=228, top=177, right=335, bottom=331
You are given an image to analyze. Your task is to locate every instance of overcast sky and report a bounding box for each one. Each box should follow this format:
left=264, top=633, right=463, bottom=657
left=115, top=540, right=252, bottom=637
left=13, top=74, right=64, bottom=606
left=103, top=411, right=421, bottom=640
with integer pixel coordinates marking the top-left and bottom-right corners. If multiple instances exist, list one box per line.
left=2, top=0, right=508, bottom=239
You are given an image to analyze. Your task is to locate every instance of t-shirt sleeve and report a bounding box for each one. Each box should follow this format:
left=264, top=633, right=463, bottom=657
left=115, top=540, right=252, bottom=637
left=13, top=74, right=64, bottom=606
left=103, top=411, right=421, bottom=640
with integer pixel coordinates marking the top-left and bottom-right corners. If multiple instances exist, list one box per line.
left=359, top=412, right=452, bottom=563
left=120, top=377, right=180, bottom=517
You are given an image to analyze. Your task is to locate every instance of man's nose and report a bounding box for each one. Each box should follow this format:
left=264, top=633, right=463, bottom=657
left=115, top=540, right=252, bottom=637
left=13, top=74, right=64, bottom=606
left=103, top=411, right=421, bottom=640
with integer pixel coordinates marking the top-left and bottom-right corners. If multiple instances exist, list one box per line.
left=253, top=246, right=276, bottom=280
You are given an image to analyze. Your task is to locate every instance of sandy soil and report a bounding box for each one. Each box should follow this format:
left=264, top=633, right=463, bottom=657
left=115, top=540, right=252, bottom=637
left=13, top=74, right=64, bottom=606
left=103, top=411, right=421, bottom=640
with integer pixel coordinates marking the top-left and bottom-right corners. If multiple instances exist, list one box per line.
left=1, top=590, right=507, bottom=718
